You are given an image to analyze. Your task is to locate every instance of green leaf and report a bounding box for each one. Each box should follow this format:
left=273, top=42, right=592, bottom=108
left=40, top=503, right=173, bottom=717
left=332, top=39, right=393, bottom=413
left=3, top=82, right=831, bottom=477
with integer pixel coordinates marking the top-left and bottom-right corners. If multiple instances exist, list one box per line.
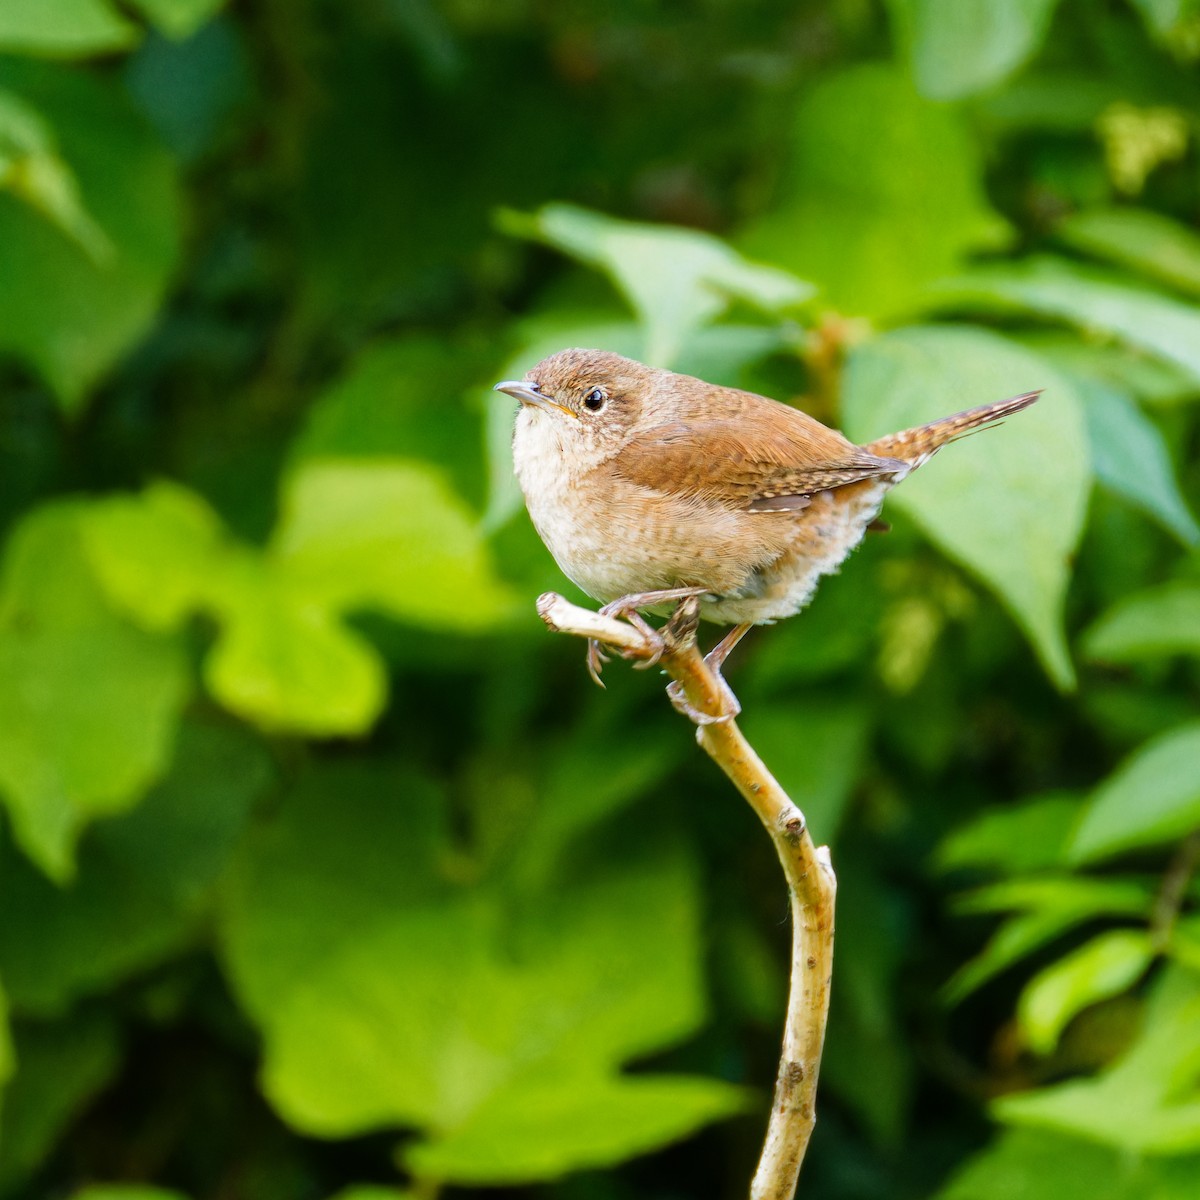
left=0, top=720, right=270, bottom=1015
left=741, top=63, right=1007, bottom=319
left=0, top=87, right=111, bottom=259
left=273, top=459, right=516, bottom=631
left=505, top=204, right=813, bottom=368
left=1017, top=930, right=1156, bottom=1055
left=204, top=571, right=388, bottom=736
left=1069, top=722, right=1200, bottom=864
left=0, top=1011, right=120, bottom=1192
left=85, top=466, right=513, bottom=736
left=996, top=965, right=1200, bottom=1153
left=842, top=325, right=1090, bottom=688
left=0, top=0, right=138, bottom=57
left=81, top=481, right=227, bottom=632
left=404, top=1075, right=748, bottom=1184
left=932, top=257, right=1200, bottom=387
left=126, top=0, right=226, bottom=39
left=218, top=766, right=746, bottom=1181
left=0, top=61, right=180, bottom=410
left=1078, top=378, right=1200, bottom=546
left=0, top=504, right=190, bottom=881
left=892, top=0, right=1064, bottom=100
left=936, top=1127, right=1200, bottom=1200
left=1056, top=207, right=1200, bottom=298
left=1082, top=582, right=1200, bottom=662
left=944, top=878, right=1154, bottom=1003
left=936, top=793, right=1081, bottom=876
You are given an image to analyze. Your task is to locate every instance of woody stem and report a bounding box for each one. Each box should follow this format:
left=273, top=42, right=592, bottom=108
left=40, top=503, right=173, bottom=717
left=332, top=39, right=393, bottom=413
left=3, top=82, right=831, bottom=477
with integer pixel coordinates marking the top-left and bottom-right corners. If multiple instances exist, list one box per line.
left=536, top=592, right=837, bottom=1200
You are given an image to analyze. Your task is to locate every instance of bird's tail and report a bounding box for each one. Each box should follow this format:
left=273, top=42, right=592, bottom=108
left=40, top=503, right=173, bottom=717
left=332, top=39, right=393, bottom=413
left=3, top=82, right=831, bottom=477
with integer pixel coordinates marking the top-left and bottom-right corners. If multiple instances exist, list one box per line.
left=865, top=390, right=1041, bottom=467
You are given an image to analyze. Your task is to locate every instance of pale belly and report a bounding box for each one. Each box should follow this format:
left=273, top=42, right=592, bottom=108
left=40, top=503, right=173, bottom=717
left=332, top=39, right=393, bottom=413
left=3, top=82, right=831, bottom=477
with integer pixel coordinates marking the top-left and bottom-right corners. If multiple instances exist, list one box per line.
left=519, top=450, right=897, bottom=627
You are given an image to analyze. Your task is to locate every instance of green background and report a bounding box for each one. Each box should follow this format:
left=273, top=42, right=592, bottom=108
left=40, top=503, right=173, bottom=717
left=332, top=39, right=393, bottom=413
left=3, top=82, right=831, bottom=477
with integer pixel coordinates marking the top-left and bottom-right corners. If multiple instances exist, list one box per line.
left=1, top=1, right=1199, bottom=1198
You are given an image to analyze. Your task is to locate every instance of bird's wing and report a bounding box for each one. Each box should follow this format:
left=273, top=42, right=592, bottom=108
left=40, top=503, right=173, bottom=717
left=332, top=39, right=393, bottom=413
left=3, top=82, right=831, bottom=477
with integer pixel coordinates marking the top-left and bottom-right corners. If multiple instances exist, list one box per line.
left=611, top=407, right=905, bottom=511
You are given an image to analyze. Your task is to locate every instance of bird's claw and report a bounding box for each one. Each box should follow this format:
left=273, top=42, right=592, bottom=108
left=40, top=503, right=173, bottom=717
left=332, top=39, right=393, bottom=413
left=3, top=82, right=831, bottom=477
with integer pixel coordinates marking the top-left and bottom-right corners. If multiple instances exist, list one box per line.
left=665, top=677, right=741, bottom=726
left=583, top=588, right=708, bottom=689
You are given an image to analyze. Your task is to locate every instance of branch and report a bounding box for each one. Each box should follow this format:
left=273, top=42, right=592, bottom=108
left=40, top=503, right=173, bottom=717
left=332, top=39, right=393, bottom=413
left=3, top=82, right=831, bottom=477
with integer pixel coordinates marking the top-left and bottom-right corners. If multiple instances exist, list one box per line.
left=537, top=593, right=837, bottom=1200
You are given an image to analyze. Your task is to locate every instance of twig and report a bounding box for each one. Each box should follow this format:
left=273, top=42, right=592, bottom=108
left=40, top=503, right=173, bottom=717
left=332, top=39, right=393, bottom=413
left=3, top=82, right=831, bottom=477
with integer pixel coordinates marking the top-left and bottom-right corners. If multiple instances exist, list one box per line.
left=537, top=593, right=837, bottom=1200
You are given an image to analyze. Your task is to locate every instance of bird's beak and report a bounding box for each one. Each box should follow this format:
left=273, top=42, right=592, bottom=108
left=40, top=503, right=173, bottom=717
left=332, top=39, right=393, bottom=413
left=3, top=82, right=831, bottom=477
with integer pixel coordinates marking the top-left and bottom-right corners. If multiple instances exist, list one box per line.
left=493, top=380, right=578, bottom=419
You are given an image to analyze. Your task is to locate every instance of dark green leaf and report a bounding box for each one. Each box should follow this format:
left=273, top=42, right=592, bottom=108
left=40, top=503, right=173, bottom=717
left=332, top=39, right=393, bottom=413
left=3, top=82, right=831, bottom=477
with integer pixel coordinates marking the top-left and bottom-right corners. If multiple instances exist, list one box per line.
left=842, top=325, right=1090, bottom=688
left=1056, top=208, right=1200, bottom=298
left=741, top=64, right=1008, bottom=318
left=0, top=504, right=190, bottom=880
left=0, top=61, right=180, bottom=409
left=1069, top=722, right=1200, bottom=863
left=1082, top=582, right=1200, bottom=662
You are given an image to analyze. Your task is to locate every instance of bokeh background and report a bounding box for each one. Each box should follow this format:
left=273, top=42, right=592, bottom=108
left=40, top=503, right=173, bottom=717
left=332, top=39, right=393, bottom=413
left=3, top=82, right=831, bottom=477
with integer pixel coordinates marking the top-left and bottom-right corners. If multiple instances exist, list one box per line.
left=1, top=2, right=1200, bottom=1199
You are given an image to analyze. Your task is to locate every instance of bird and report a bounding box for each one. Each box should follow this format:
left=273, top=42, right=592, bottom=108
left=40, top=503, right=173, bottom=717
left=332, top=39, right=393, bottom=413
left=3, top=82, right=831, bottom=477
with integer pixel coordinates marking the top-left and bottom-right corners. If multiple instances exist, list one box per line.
left=495, top=348, right=1039, bottom=721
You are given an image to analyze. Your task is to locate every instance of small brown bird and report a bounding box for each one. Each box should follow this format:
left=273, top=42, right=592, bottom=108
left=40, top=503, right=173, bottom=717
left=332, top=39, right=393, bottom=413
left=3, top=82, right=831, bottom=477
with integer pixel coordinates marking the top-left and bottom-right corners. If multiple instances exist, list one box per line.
left=496, top=349, right=1038, bottom=717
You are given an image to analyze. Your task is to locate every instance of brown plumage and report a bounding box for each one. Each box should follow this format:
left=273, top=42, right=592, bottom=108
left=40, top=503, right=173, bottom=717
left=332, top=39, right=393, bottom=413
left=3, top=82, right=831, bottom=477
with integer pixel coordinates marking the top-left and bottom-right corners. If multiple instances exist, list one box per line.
left=495, top=348, right=1039, bottom=688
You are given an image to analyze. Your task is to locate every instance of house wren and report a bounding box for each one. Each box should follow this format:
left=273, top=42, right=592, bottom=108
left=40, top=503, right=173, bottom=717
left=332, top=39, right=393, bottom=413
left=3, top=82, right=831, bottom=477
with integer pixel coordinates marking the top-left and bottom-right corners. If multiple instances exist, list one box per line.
left=495, top=348, right=1038, bottom=713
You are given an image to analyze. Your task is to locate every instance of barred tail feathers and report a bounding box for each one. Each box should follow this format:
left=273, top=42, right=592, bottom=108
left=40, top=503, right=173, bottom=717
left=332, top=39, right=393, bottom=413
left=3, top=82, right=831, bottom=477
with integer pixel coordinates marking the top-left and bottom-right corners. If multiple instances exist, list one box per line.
left=864, top=390, right=1041, bottom=467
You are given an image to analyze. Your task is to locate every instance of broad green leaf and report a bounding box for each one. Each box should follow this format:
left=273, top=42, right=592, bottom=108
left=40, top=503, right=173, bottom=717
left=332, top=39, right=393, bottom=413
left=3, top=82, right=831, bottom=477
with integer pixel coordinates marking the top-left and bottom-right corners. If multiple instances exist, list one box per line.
left=1018, top=331, right=1199, bottom=409
left=404, top=1075, right=748, bottom=1184
left=86, top=466, right=513, bottom=735
left=933, top=257, right=1200, bottom=386
left=936, top=793, right=1081, bottom=876
left=505, top=204, right=813, bottom=367
left=0, top=720, right=270, bottom=1015
left=936, top=1127, right=1200, bottom=1200
left=0, top=504, right=189, bottom=881
left=892, top=0, right=1064, bottom=100
left=126, top=0, right=226, bottom=39
left=204, top=571, right=388, bottom=735
left=81, top=480, right=227, bottom=632
left=218, top=767, right=746, bottom=1180
left=1078, top=378, right=1200, bottom=545
left=1017, top=930, right=1155, bottom=1055
left=996, top=965, right=1200, bottom=1153
left=842, top=326, right=1089, bottom=688
left=0, top=61, right=180, bottom=410
left=1082, top=582, right=1200, bottom=662
left=741, top=64, right=1007, bottom=318
left=945, top=878, right=1154, bottom=1003
left=0, top=87, right=110, bottom=259
left=273, top=459, right=516, bottom=630
left=1057, top=207, right=1200, bottom=298
left=0, top=1011, right=120, bottom=1192
left=740, top=699, right=871, bottom=845
left=0, top=0, right=138, bottom=57
left=1070, top=722, right=1200, bottom=863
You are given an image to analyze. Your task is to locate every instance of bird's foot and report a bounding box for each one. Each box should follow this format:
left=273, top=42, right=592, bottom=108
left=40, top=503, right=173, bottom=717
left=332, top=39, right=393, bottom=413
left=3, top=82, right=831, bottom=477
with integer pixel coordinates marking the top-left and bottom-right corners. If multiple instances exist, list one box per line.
left=665, top=623, right=751, bottom=726
left=585, top=587, right=709, bottom=686
left=666, top=670, right=741, bottom=726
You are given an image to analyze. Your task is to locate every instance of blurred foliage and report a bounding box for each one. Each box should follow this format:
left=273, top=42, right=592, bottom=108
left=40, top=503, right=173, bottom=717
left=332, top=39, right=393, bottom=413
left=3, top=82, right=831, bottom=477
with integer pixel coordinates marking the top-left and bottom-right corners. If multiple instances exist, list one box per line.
left=0, top=1, right=1198, bottom=1198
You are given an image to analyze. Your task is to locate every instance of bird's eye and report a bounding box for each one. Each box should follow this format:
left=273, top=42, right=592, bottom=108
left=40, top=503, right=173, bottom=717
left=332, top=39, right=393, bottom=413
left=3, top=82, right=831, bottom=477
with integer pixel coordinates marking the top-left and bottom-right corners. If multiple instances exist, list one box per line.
left=583, top=387, right=607, bottom=412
